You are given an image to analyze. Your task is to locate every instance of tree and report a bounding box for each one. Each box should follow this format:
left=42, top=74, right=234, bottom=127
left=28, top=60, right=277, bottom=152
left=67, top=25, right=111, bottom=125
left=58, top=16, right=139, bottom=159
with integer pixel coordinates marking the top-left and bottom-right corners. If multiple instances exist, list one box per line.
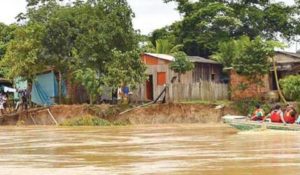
left=213, top=36, right=285, bottom=100
left=280, top=75, right=300, bottom=101
left=169, top=52, right=194, bottom=83
left=73, top=68, right=102, bottom=105
left=232, top=36, right=273, bottom=80
left=0, top=23, right=19, bottom=77
left=0, top=23, right=18, bottom=59
left=164, top=0, right=300, bottom=57
left=1, top=0, right=143, bottom=104
left=104, top=50, right=146, bottom=89
left=0, top=24, right=45, bottom=80
left=212, top=39, right=241, bottom=69
left=213, top=36, right=283, bottom=80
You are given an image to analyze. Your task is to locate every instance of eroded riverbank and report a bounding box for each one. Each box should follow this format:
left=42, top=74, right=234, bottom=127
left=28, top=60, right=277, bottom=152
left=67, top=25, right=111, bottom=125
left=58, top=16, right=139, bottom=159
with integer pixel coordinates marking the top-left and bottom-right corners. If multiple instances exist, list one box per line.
left=0, top=124, right=299, bottom=175
left=1, top=103, right=239, bottom=125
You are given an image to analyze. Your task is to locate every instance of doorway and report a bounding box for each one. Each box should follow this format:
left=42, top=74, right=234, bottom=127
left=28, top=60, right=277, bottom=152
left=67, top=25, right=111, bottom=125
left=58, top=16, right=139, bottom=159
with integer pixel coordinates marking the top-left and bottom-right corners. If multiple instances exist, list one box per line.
left=146, top=75, right=153, bottom=100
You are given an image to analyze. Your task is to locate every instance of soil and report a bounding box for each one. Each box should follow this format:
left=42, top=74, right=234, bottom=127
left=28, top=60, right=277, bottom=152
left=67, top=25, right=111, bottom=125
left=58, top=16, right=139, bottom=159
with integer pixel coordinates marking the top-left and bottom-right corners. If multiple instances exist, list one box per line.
left=1, top=103, right=240, bottom=125
left=117, top=103, right=240, bottom=124
left=2, top=105, right=110, bottom=125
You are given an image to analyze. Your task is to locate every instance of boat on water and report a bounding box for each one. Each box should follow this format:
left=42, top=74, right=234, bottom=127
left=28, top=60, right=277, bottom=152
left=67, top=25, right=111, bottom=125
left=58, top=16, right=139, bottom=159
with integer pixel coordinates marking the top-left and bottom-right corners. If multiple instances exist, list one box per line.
left=222, top=115, right=300, bottom=131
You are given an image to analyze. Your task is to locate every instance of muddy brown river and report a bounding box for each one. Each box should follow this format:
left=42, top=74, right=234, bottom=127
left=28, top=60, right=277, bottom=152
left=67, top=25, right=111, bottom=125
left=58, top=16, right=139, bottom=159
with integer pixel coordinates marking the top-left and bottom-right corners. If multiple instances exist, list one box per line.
left=0, top=124, right=299, bottom=175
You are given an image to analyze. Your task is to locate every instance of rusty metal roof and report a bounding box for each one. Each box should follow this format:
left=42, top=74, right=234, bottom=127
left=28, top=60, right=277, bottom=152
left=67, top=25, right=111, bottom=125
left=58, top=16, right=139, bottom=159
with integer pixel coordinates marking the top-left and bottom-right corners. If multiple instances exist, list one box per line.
left=275, top=51, right=300, bottom=64
left=144, top=53, right=220, bottom=64
left=188, top=56, right=221, bottom=64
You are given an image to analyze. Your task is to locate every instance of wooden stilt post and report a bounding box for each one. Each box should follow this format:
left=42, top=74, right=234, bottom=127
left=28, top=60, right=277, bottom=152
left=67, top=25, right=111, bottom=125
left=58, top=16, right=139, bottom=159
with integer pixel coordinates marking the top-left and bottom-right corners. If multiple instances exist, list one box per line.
left=47, top=109, right=58, bottom=126
left=30, top=114, right=37, bottom=125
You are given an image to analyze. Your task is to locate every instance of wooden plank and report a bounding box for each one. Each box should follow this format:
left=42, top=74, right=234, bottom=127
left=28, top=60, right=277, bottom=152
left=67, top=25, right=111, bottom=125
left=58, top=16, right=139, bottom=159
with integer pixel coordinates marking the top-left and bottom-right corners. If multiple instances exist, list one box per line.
left=47, top=109, right=58, bottom=126
left=30, top=114, right=37, bottom=125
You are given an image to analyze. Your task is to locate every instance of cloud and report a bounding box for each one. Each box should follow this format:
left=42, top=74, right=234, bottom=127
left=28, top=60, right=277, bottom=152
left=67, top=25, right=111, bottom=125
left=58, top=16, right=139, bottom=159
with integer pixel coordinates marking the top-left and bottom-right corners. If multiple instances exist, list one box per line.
left=127, top=0, right=181, bottom=35
left=0, top=0, right=27, bottom=24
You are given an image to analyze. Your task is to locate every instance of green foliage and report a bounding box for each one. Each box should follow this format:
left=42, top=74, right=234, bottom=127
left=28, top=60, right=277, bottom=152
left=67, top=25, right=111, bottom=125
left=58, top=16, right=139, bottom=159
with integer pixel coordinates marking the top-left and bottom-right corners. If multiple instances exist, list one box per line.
left=0, top=24, right=45, bottom=80
left=73, top=68, right=102, bottom=104
left=61, top=115, right=129, bottom=126
left=233, top=37, right=283, bottom=80
left=169, top=52, right=194, bottom=82
left=155, top=39, right=173, bottom=54
left=233, top=100, right=271, bottom=116
left=142, top=38, right=183, bottom=54
left=1, top=0, right=145, bottom=103
left=236, top=82, right=248, bottom=91
left=0, top=23, right=17, bottom=59
left=61, top=115, right=112, bottom=126
left=280, top=75, right=300, bottom=101
left=212, top=39, right=240, bottom=68
left=104, top=50, right=146, bottom=89
left=163, top=0, right=299, bottom=57
left=0, top=23, right=19, bottom=76
left=213, top=36, right=284, bottom=82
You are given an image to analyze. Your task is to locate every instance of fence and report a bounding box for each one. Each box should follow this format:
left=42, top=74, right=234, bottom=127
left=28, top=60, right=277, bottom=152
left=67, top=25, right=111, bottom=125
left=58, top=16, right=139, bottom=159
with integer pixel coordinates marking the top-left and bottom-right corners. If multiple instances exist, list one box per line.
left=168, top=81, right=229, bottom=101
left=130, top=81, right=229, bottom=103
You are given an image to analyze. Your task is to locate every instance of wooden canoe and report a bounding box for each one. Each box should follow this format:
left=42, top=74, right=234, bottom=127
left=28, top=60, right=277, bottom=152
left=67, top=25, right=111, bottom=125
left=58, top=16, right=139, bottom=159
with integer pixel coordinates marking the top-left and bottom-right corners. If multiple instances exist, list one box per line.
left=222, top=115, right=300, bottom=131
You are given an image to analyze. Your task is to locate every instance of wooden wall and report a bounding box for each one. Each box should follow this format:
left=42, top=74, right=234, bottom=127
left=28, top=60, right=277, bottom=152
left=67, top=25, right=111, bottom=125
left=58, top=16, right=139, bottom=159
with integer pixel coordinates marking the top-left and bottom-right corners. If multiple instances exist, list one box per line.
left=169, top=81, right=228, bottom=101
left=132, top=80, right=228, bottom=102
left=192, top=63, right=222, bottom=83
left=144, top=64, right=193, bottom=99
left=141, top=54, right=224, bottom=101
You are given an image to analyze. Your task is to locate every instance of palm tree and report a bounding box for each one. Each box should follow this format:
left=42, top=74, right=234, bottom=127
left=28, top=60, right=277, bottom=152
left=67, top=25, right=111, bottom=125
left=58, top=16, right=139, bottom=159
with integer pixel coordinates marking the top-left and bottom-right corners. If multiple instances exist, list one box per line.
left=155, top=39, right=183, bottom=54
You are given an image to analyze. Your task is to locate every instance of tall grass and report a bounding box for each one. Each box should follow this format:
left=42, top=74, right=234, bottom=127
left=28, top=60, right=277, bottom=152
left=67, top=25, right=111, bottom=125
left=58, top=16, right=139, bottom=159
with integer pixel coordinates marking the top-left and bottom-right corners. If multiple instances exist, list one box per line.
left=61, top=115, right=128, bottom=126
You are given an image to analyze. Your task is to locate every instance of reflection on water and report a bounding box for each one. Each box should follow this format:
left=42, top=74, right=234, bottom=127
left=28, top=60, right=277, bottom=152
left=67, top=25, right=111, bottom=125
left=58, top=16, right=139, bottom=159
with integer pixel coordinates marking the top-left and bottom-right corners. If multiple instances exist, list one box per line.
left=0, top=125, right=299, bottom=175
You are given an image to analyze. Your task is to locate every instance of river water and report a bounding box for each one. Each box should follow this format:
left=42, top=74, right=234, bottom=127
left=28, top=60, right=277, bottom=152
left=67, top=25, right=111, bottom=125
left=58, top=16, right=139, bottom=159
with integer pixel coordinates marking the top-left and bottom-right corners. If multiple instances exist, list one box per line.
left=0, top=124, right=299, bottom=175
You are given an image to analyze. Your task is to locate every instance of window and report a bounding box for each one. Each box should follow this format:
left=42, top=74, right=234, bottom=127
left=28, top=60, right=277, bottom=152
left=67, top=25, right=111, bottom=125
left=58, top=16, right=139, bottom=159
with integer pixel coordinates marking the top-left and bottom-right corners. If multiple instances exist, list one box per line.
left=157, top=72, right=166, bottom=85
left=211, top=74, right=215, bottom=81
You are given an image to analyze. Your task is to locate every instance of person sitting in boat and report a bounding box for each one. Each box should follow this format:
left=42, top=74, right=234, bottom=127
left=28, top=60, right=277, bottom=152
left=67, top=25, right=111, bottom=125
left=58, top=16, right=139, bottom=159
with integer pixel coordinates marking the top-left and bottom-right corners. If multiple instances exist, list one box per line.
left=264, top=105, right=286, bottom=124
left=283, top=104, right=297, bottom=124
left=296, top=115, right=300, bottom=124
left=250, top=104, right=265, bottom=121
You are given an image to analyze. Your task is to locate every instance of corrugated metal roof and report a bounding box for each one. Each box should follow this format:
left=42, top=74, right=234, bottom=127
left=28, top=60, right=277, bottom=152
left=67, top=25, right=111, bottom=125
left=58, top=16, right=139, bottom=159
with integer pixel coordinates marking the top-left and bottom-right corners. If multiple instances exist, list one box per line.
left=276, top=51, right=300, bottom=59
left=144, top=53, right=220, bottom=64
left=275, top=51, right=300, bottom=64
left=144, top=53, right=174, bottom=61
left=188, top=56, right=221, bottom=64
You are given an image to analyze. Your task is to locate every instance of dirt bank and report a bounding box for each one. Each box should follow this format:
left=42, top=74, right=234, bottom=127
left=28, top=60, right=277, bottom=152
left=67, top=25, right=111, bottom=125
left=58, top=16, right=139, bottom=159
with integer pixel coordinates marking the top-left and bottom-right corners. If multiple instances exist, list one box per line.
left=2, top=105, right=111, bottom=125
left=117, top=103, right=239, bottom=124
left=1, top=103, right=240, bottom=125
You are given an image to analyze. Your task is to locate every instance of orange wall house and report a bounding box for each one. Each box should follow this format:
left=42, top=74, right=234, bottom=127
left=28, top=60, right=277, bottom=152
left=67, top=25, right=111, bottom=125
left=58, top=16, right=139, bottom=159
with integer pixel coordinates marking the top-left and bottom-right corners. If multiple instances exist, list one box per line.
left=141, top=53, right=222, bottom=101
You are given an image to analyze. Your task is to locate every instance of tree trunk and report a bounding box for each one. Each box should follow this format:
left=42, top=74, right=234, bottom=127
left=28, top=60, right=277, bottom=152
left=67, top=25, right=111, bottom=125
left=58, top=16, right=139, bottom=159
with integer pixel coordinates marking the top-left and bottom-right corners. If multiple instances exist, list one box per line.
left=272, top=57, right=287, bottom=104
left=89, top=94, right=93, bottom=105
left=58, top=71, right=62, bottom=104
left=178, top=73, right=181, bottom=83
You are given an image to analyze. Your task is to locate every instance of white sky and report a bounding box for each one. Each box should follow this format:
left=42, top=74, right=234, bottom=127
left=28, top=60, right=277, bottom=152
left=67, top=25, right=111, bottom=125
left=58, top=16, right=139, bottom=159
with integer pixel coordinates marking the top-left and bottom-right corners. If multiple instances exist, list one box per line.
left=0, top=0, right=297, bottom=52
left=0, top=0, right=181, bottom=35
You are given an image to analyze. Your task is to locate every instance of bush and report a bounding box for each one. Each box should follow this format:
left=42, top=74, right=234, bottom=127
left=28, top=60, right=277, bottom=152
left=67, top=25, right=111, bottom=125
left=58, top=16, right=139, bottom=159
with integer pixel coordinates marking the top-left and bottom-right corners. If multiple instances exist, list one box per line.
left=61, top=115, right=111, bottom=126
left=280, top=75, right=300, bottom=101
left=61, top=115, right=130, bottom=126
left=233, top=99, right=271, bottom=116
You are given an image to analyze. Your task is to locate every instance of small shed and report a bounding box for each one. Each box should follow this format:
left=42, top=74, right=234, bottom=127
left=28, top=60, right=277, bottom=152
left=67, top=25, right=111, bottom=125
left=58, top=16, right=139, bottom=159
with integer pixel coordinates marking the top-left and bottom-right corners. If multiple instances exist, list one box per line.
left=141, top=53, right=223, bottom=100
left=15, top=71, right=67, bottom=106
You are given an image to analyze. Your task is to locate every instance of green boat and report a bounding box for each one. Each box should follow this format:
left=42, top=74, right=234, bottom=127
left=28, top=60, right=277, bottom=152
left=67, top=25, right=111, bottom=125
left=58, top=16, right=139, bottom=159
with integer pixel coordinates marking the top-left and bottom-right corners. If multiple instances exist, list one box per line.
left=222, top=115, right=300, bottom=131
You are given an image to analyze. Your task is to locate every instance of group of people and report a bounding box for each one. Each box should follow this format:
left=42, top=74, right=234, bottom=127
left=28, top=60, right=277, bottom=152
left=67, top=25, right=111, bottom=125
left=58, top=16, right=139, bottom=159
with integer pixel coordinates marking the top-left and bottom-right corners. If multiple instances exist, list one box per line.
left=0, top=93, right=7, bottom=115
left=0, top=89, right=29, bottom=115
left=251, top=104, right=300, bottom=124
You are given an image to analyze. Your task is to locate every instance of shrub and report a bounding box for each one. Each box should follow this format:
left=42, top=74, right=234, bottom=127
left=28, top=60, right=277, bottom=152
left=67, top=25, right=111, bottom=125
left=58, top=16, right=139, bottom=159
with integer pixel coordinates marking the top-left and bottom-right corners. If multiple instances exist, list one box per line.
left=61, top=115, right=111, bottom=126
left=233, top=99, right=271, bottom=116
left=280, top=75, right=300, bottom=101
left=61, top=115, right=130, bottom=126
